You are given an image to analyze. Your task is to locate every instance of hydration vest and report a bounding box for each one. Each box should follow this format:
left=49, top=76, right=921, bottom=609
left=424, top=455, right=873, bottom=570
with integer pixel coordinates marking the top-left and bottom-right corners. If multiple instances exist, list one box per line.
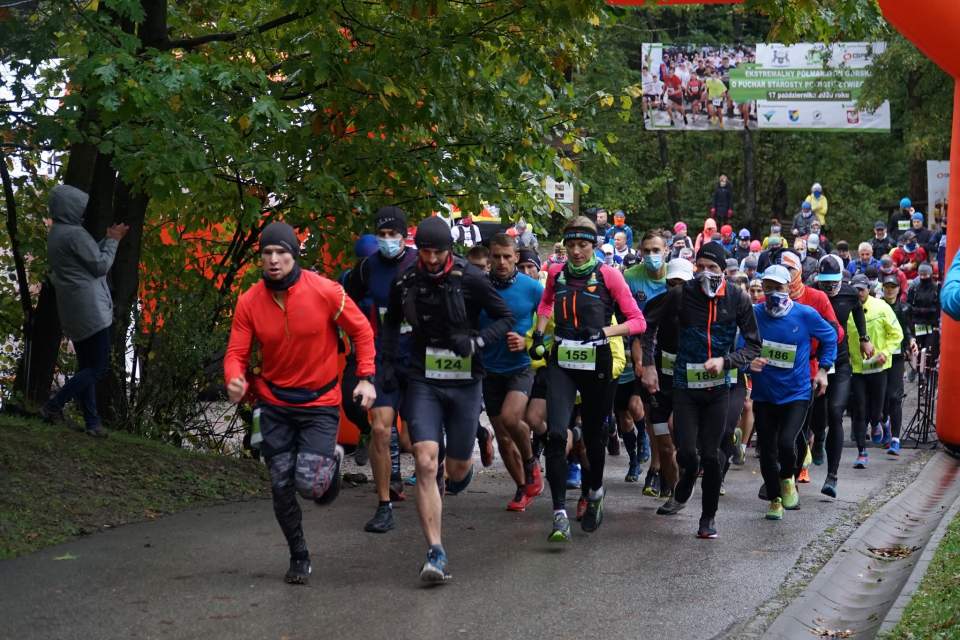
left=553, top=263, right=614, bottom=340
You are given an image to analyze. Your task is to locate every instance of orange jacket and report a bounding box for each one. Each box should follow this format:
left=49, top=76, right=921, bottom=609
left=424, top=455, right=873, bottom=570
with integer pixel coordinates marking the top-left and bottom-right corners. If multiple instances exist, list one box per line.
left=224, top=270, right=375, bottom=407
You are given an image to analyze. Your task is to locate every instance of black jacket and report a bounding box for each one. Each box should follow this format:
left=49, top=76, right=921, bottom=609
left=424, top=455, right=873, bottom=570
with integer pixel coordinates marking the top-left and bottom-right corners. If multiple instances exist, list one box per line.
left=712, top=183, right=734, bottom=215
left=907, top=280, right=940, bottom=327
left=870, top=235, right=896, bottom=259
left=821, top=283, right=867, bottom=367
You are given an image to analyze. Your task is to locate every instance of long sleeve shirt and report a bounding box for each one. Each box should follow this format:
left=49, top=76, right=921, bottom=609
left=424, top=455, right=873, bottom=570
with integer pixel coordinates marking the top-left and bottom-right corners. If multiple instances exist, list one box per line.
left=942, top=248, right=960, bottom=321
left=846, top=295, right=904, bottom=375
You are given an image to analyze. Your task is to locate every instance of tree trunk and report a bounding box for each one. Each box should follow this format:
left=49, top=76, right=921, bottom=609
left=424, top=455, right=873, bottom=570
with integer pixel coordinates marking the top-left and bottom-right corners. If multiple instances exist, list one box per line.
left=657, top=131, right=678, bottom=219
left=741, top=126, right=757, bottom=228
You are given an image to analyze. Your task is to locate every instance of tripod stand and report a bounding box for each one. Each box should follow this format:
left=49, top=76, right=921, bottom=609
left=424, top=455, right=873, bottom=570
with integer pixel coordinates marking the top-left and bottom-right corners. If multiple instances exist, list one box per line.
left=902, top=347, right=938, bottom=447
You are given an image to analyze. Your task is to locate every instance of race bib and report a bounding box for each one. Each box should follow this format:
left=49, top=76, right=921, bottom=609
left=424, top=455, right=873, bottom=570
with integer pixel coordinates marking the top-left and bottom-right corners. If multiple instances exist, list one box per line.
left=914, top=324, right=933, bottom=337
left=557, top=339, right=596, bottom=371
left=761, top=339, right=798, bottom=369
left=726, top=369, right=738, bottom=385
left=711, top=98, right=724, bottom=107
left=861, top=354, right=884, bottom=374
left=686, top=363, right=728, bottom=389
left=425, top=347, right=472, bottom=380
left=898, top=219, right=910, bottom=231
left=660, top=351, right=677, bottom=376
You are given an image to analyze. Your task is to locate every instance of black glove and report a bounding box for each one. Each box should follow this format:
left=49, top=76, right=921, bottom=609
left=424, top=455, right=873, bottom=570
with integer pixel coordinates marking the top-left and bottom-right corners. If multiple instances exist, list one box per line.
left=528, top=331, right=546, bottom=360
left=379, top=363, right=398, bottom=393
left=449, top=333, right=476, bottom=358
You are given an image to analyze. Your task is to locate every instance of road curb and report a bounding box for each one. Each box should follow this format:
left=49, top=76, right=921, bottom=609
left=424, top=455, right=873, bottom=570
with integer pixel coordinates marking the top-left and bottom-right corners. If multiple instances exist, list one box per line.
left=762, top=451, right=960, bottom=640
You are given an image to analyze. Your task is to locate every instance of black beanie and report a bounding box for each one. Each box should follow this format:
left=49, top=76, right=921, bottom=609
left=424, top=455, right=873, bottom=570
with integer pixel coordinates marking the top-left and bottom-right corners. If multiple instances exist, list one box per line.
left=260, top=222, right=299, bottom=257
left=415, top=216, right=453, bottom=250
left=696, top=241, right=726, bottom=269
left=375, top=206, right=407, bottom=236
left=518, top=247, right=541, bottom=270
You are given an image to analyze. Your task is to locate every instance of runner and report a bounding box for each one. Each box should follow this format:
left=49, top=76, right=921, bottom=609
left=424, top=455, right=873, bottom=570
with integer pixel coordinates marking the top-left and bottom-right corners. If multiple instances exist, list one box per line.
left=344, top=207, right=418, bottom=533
left=641, top=241, right=761, bottom=539
left=810, top=255, right=872, bottom=498
left=224, top=222, right=377, bottom=585
left=530, top=216, right=646, bottom=541
left=380, top=216, right=514, bottom=583
left=847, top=274, right=904, bottom=469
left=481, top=234, right=545, bottom=511
left=907, top=263, right=940, bottom=356
left=880, top=274, right=916, bottom=456
left=749, top=265, right=835, bottom=521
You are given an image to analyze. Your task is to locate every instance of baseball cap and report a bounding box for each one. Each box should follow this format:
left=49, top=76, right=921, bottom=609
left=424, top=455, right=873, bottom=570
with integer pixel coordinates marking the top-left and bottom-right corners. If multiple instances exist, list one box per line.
left=874, top=220, right=886, bottom=230
left=919, top=263, right=934, bottom=276
left=882, top=274, right=901, bottom=287
left=725, top=258, right=739, bottom=271
left=762, top=265, right=791, bottom=284
left=743, top=256, right=758, bottom=270
left=817, top=255, right=843, bottom=282
left=738, top=228, right=751, bottom=239
left=779, top=251, right=801, bottom=272
left=721, top=224, right=733, bottom=236
left=807, top=235, right=820, bottom=250
left=768, top=236, right=783, bottom=248
left=801, top=201, right=812, bottom=210
left=836, top=240, right=849, bottom=251
left=851, top=274, right=870, bottom=290
left=666, top=258, right=694, bottom=282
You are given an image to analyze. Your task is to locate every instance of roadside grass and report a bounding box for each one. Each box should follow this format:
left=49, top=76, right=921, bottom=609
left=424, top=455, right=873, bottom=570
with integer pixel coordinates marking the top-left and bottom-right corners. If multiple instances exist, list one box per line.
left=0, top=414, right=268, bottom=559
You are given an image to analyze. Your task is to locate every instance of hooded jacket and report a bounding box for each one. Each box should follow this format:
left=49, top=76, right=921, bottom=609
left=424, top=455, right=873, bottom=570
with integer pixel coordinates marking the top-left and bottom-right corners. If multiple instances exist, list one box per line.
left=46, top=185, right=118, bottom=341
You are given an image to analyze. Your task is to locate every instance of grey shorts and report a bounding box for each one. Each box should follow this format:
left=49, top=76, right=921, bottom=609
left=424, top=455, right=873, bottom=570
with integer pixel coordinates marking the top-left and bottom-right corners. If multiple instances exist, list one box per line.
left=257, top=403, right=339, bottom=459
left=404, top=379, right=483, bottom=461
left=482, top=369, right=534, bottom=418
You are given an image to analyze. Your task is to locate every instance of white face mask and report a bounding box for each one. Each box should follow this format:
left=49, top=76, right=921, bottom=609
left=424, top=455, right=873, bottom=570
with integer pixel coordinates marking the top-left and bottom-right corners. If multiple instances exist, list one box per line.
left=697, top=271, right=723, bottom=298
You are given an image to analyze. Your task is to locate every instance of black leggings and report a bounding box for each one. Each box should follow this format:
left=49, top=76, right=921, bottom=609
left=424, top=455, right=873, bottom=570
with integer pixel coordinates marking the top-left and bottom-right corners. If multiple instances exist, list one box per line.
left=672, top=387, right=729, bottom=519
left=721, top=382, right=746, bottom=481
left=884, top=355, right=905, bottom=438
left=850, top=372, right=888, bottom=452
left=544, top=350, right=616, bottom=510
left=812, top=364, right=852, bottom=476
left=754, top=400, right=809, bottom=500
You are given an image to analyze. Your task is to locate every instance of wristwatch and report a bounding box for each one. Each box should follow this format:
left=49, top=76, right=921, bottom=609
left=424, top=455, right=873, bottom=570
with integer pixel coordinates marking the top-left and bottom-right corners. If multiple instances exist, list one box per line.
left=360, top=375, right=375, bottom=384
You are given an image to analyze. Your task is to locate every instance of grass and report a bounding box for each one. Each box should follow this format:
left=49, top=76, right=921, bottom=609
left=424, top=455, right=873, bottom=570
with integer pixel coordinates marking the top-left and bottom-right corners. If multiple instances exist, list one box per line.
left=0, top=414, right=269, bottom=559
left=886, top=510, right=960, bottom=639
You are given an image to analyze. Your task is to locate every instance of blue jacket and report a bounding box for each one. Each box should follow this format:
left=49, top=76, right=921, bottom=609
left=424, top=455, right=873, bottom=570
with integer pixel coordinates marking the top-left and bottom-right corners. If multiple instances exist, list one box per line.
left=604, top=224, right=634, bottom=247
left=942, top=247, right=960, bottom=320
left=846, top=257, right=881, bottom=276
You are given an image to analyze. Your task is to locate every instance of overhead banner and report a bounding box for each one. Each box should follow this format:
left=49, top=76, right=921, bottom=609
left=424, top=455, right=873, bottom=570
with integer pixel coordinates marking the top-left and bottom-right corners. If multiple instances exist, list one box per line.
left=641, top=42, right=890, bottom=132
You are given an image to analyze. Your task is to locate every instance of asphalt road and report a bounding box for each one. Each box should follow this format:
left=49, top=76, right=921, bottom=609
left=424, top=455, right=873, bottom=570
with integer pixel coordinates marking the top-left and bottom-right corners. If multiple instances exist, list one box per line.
left=0, top=438, right=928, bottom=640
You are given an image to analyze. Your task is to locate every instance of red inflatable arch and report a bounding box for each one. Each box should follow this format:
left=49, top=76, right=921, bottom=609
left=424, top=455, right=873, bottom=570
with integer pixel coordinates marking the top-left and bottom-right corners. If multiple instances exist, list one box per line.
left=606, top=0, right=960, bottom=452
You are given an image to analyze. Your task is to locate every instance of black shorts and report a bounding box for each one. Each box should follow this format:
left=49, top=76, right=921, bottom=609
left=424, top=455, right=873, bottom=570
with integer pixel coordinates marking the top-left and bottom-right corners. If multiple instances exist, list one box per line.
left=614, top=379, right=640, bottom=412
left=482, top=369, right=534, bottom=418
left=405, top=379, right=482, bottom=461
left=257, top=403, right=340, bottom=459
left=530, top=367, right=548, bottom=400
left=640, top=379, right=674, bottom=432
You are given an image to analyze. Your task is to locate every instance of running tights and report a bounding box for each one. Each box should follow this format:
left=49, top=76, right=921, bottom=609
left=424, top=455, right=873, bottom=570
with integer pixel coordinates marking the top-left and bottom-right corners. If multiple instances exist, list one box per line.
left=672, top=388, right=729, bottom=519
left=850, top=372, right=887, bottom=452
left=754, top=400, right=809, bottom=500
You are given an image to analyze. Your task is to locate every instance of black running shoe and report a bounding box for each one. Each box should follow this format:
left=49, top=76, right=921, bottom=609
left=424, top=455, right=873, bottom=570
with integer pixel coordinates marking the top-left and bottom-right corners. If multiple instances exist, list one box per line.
left=821, top=475, right=838, bottom=499
left=697, top=517, right=718, bottom=539
left=581, top=494, right=604, bottom=532
left=285, top=557, right=312, bottom=585
left=364, top=503, right=395, bottom=533
left=315, top=445, right=344, bottom=505
left=642, top=469, right=661, bottom=497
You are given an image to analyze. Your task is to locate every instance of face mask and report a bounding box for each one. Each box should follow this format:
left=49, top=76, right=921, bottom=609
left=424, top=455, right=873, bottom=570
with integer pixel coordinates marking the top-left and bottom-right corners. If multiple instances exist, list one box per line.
left=697, top=270, right=722, bottom=298
left=765, top=291, right=792, bottom=317
left=820, top=281, right=841, bottom=297
left=869, top=279, right=878, bottom=289
left=644, top=255, right=663, bottom=271
left=905, top=243, right=917, bottom=252
left=377, top=237, right=404, bottom=259
left=749, top=251, right=760, bottom=260
left=813, top=191, right=822, bottom=198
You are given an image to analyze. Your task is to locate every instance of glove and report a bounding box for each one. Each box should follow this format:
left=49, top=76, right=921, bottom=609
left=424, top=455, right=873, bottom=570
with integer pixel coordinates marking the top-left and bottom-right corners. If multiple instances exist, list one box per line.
left=528, top=331, right=546, bottom=360
left=449, top=333, right=476, bottom=358
left=379, top=362, right=398, bottom=393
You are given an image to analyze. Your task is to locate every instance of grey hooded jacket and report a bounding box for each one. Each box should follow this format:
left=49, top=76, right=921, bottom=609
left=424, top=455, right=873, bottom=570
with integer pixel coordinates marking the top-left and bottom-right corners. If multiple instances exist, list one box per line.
left=46, top=185, right=118, bottom=341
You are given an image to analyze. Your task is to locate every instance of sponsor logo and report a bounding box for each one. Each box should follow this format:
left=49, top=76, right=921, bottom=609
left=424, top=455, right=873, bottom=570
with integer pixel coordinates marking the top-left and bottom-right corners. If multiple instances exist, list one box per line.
left=763, top=111, right=776, bottom=122
left=788, top=110, right=800, bottom=122
left=846, top=109, right=861, bottom=125
left=770, top=47, right=790, bottom=66
left=812, top=110, right=823, bottom=122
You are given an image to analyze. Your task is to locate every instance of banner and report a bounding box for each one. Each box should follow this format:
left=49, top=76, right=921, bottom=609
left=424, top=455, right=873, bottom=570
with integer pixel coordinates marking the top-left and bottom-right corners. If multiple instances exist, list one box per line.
left=927, top=160, right=949, bottom=226
left=641, top=42, right=890, bottom=132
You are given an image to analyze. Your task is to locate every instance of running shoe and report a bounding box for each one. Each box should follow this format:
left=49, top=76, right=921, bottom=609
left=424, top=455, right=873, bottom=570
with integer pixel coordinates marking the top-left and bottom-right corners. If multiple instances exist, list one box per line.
left=780, top=477, right=799, bottom=510
left=548, top=511, right=572, bottom=543
left=507, top=487, right=534, bottom=512
left=659, top=485, right=673, bottom=499
left=85, top=424, right=109, bottom=439
left=732, top=427, right=742, bottom=454
left=696, top=517, right=718, bottom=539
left=389, top=480, right=406, bottom=502
left=315, top=445, right=343, bottom=505
left=625, top=460, right=641, bottom=483
left=719, top=483, right=726, bottom=496
left=758, top=483, right=768, bottom=501
left=607, top=434, right=621, bottom=456
left=812, top=442, right=826, bottom=466
left=656, top=497, right=686, bottom=516
left=881, top=420, right=892, bottom=448
left=766, top=498, right=784, bottom=521
left=871, top=423, right=883, bottom=445
left=478, top=427, right=495, bottom=468
left=575, top=496, right=588, bottom=521
left=734, top=443, right=747, bottom=466
left=581, top=494, right=604, bottom=532
left=285, top=557, right=312, bottom=585
left=354, top=435, right=369, bottom=466
left=566, top=462, right=582, bottom=489
left=853, top=453, right=869, bottom=469
left=803, top=447, right=812, bottom=469
left=639, top=431, right=651, bottom=464
left=821, top=475, right=838, bottom=498
left=642, top=469, right=661, bottom=497
left=420, top=547, right=451, bottom=583
left=364, top=503, right=395, bottom=533
left=797, top=468, right=811, bottom=484
left=525, top=462, right=544, bottom=498
left=887, top=439, right=901, bottom=456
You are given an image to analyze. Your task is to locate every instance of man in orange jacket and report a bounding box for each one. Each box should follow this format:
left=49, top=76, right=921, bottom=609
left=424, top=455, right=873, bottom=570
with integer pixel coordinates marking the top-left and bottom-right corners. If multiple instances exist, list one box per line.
left=224, top=222, right=376, bottom=585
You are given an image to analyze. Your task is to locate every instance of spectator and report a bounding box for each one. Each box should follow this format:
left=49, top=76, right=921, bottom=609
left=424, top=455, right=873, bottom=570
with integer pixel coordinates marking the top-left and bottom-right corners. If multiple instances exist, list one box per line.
left=804, top=182, right=828, bottom=225
left=835, top=240, right=852, bottom=268
left=890, top=230, right=928, bottom=280
left=694, top=217, right=718, bottom=253
left=792, top=201, right=816, bottom=237
left=604, top=210, right=634, bottom=246
left=711, top=174, right=734, bottom=221
left=870, top=221, right=895, bottom=259
left=452, top=213, right=482, bottom=248
left=514, top=219, right=538, bottom=250
left=888, top=197, right=914, bottom=241
left=40, top=185, right=130, bottom=437
left=719, top=224, right=736, bottom=254
left=847, top=242, right=881, bottom=276
left=546, top=242, right=567, bottom=268
left=732, top=228, right=752, bottom=262
left=878, top=255, right=908, bottom=301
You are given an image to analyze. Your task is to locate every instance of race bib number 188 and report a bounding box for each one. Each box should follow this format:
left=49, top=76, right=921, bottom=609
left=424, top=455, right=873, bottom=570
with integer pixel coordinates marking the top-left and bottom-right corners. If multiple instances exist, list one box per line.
left=686, top=363, right=727, bottom=389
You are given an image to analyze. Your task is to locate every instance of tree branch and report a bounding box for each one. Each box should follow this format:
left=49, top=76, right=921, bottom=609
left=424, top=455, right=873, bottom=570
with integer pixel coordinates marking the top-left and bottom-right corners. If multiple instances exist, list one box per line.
left=165, top=11, right=310, bottom=50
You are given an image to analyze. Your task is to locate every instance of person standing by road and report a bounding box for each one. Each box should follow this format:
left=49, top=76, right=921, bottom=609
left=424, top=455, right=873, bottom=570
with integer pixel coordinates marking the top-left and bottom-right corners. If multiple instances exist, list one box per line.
left=41, top=185, right=129, bottom=438
left=224, top=222, right=377, bottom=585
left=711, top=174, right=734, bottom=222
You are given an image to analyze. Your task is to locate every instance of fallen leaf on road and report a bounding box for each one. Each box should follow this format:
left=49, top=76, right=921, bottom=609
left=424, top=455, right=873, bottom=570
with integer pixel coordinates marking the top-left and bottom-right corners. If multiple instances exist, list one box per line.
left=868, top=545, right=919, bottom=559
left=811, top=628, right=853, bottom=638
left=53, top=553, right=77, bottom=561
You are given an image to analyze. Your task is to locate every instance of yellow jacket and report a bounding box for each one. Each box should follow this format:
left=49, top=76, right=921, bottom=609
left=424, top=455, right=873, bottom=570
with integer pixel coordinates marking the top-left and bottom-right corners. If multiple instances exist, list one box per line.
left=805, top=194, right=828, bottom=225
left=847, top=295, right=903, bottom=375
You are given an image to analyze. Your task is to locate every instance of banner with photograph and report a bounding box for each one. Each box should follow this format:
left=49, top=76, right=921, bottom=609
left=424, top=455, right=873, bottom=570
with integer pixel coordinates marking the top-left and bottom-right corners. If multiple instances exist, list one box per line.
left=927, top=160, right=950, bottom=225
left=641, top=42, right=890, bottom=132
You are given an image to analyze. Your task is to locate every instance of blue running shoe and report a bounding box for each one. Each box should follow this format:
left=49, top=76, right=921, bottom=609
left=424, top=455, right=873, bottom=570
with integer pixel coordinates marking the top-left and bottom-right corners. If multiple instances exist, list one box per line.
left=871, top=423, right=883, bottom=445
left=887, top=439, right=901, bottom=456
left=420, top=546, right=451, bottom=583
left=639, top=430, right=651, bottom=464
left=853, top=453, right=869, bottom=469
left=566, top=462, right=582, bottom=489
left=881, top=421, right=892, bottom=448
left=625, top=460, right=641, bottom=483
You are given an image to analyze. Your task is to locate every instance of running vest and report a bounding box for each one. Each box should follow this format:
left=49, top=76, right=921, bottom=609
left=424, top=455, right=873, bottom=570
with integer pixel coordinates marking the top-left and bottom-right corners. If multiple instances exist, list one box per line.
left=397, top=256, right=470, bottom=334
left=552, top=262, right=614, bottom=341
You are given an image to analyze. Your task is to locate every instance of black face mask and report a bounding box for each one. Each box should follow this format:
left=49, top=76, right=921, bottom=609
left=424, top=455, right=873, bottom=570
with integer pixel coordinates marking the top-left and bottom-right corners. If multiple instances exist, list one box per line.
left=489, top=269, right=518, bottom=289
left=263, top=262, right=302, bottom=291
